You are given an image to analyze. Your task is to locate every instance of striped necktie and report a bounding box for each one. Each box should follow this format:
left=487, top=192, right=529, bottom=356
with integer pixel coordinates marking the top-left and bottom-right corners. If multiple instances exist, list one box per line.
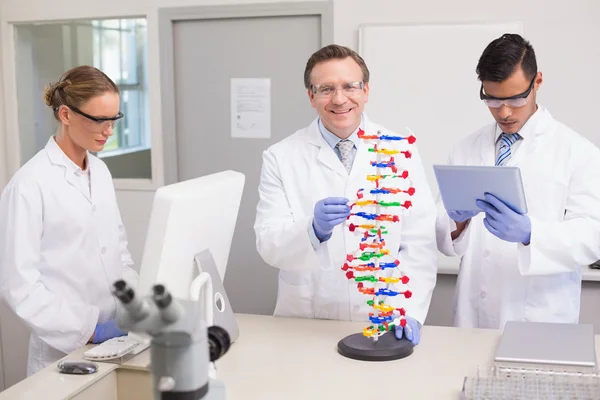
left=496, top=133, right=520, bottom=166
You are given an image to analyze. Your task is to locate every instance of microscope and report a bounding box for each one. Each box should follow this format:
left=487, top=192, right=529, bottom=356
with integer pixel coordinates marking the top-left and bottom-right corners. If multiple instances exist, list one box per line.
left=112, top=279, right=230, bottom=400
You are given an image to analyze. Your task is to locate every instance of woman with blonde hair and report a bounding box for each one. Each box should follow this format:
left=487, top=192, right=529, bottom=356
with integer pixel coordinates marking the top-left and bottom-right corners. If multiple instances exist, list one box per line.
left=0, top=65, right=138, bottom=375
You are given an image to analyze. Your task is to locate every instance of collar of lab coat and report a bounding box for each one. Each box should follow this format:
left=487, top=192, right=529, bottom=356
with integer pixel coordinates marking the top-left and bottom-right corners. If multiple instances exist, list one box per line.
left=44, top=136, right=94, bottom=202
left=493, top=104, right=549, bottom=143
left=307, top=113, right=372, bottom=146
left=317, top=115, right=364, bottom=150
left=488, top=104, right=552, bottom=166
left=307, top=114, right=375, bottom=178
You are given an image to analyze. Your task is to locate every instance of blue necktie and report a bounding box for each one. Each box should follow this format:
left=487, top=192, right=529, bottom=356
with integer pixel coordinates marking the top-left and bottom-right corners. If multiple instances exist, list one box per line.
left=496, top=133, right=520, bottom=166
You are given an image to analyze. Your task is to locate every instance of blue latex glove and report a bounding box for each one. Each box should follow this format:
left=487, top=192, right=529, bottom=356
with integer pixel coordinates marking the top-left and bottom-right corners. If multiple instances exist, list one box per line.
left=394, top=316, right=421, bottom=345
left=447, top=210, right=479, bottom=223
left=476, top=193, right=531, bottom=244
left=91, top=319, right=127, bottom=344
left=312, top=197, right=351, bottom=241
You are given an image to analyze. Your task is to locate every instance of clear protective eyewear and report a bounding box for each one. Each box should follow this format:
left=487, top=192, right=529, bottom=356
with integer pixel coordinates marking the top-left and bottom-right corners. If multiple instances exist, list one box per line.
left=311, top=81, right=365, bottom=98
left=56, top=105, right=124, bottom=133
left=480, top=76, right=535, bottom=109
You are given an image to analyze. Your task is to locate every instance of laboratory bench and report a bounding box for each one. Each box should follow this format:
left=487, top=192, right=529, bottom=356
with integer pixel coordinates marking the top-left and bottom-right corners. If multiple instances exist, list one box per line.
left=437, top=262, right=600, bottom=282
left=2, top=313, right=600, bottom=399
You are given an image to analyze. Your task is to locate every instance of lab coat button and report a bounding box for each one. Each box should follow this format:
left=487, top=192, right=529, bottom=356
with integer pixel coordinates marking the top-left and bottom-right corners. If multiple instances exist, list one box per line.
left=480, top=291, right=487, bottom=299
left=353, top=305, right=360, bottom=312
left=101, top=247, right=107, bottom=254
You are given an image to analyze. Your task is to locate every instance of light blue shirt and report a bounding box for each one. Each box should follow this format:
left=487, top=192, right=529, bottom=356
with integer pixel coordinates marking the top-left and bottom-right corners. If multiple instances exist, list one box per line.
left=493, top=105, right=542, bottom=162
left=317, top=116, right=363, bottom=166
left=308, top=116, right=365, bottom=249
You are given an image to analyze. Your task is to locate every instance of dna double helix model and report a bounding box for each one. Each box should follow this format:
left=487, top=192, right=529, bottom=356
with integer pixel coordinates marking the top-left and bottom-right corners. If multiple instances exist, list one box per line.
left=342, top=128, right=417, bottom=339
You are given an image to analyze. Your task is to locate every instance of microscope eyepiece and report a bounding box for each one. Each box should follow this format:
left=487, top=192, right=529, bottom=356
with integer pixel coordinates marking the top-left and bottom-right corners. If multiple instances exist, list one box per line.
left=208, top=325, right=231, bottom=362
left=112, top=280, right=150, bottom=321
left=112, top=280, right=135, bottom=304
left=152, top=284, right=172, bottom=309
left=152, top=284, right=181, bottom=323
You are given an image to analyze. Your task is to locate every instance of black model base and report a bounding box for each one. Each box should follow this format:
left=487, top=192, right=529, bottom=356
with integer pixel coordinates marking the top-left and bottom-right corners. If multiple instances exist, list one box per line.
left=337, top=331, right=414, bottom=361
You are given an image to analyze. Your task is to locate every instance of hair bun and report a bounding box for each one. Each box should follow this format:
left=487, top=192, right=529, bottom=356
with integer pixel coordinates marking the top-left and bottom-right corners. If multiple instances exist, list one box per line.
left=43, top=79, right=70, bottom=107
left=43, top=83, right=56, bottom=107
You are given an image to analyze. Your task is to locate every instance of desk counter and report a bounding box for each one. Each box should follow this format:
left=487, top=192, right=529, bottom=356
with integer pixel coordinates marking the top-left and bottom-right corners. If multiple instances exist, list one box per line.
left=2, top=314, right=599, bottom=399
left=438, top=262, right=600, bottom=282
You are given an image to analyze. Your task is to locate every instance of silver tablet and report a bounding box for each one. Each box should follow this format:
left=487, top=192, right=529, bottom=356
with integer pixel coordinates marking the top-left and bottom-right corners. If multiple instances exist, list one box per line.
left=433, top=165, right=528, bottom=214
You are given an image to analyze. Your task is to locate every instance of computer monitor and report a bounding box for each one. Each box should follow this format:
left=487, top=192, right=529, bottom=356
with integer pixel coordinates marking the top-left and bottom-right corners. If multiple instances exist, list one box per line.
left=136, top=170, right=245, bottom=342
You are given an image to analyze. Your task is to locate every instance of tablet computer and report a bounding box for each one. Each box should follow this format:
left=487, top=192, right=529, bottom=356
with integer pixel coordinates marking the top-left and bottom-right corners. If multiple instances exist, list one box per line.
left=433, top=165, right=528, bottom=214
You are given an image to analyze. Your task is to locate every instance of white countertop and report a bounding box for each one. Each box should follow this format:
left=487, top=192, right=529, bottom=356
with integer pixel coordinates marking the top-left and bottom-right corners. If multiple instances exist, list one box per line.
left=0, top=350, right=119, bottom=399
left=216, top=314, right=499, bottom=399
left=3, top=313, right=600, bottom=399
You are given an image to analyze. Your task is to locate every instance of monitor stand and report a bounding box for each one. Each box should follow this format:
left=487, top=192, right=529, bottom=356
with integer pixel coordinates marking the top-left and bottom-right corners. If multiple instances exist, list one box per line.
left=193, top=250, right=240, bottom=343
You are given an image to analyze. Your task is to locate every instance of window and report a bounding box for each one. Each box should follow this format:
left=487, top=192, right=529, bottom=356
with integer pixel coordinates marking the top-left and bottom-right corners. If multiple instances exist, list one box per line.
left=14, top=18, right=152, bottom=180
left=92, top=19, right=149, bottom=156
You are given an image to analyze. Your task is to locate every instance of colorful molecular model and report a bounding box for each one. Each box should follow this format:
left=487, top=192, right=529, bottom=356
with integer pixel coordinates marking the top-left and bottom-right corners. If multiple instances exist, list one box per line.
left=342, top=128, right=417, bottom=340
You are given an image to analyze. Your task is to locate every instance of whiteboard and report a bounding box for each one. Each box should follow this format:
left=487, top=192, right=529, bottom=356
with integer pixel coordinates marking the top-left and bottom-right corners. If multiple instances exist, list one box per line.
left=359, top=21, right=523, bottom=269
left=359, top=21, right=523, bottom=198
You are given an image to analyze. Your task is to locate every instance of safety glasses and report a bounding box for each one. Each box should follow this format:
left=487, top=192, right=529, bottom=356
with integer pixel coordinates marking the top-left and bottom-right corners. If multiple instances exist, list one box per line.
left=480, top=76, right=536, bottom=109
left=68, top=106, right=124, bottom=126
left=55, top=105, right=124, bottom=132
left=311, top=81, right=365, bottom=99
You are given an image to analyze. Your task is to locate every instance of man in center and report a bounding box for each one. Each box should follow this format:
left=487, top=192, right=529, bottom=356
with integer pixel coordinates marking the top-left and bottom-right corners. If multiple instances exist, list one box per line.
left=254, top=44, right=438, bottom=344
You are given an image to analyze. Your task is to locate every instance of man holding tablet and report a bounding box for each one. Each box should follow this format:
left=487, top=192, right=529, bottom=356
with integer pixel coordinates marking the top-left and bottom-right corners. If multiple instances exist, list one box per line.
left=436, top=33, right=600, bottom=329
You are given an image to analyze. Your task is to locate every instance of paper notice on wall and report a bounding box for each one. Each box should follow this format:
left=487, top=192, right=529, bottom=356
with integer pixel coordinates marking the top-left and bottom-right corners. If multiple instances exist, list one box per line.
left=230, top=78, right=271, bottom=139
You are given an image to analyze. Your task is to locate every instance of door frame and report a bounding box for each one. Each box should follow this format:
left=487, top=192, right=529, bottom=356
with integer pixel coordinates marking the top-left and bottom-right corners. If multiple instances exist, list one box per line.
left=157, top=1, right=333, bottom=184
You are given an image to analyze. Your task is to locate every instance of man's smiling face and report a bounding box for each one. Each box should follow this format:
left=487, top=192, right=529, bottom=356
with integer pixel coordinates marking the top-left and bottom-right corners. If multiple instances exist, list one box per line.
left=308, top=57, right=369, bottom=139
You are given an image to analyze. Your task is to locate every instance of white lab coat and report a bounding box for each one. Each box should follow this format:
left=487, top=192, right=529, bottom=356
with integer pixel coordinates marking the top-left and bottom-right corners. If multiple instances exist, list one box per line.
left=437, top=106, right=600, bottom=329
left=0, top=137, right=138, bottom=376
left=254, top=115, right=438, bottom=325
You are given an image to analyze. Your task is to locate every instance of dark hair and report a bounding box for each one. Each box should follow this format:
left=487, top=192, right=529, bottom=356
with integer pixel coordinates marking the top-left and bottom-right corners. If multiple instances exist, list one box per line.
left=476, top=34, right=537, bottom=82
left=303, top=44, right=370, bottom=89
left=44, top=65, right=119, bottom=121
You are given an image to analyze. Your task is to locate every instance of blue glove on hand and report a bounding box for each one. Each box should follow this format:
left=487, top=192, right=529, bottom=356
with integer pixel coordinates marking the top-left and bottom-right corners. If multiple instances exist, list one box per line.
left=313, top=197, right=351, bottom=242
left=394, top=316, right=421, bottom=345
left=447, top=210, right=479, bottom=223
left=91, top=319, right=127, bottom=344
left=476, top=193, right=531, bottom=244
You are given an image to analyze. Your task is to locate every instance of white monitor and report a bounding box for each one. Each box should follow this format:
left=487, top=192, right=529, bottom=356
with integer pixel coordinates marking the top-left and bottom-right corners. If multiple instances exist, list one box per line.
left=136, top=170, right=245, bottom=340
